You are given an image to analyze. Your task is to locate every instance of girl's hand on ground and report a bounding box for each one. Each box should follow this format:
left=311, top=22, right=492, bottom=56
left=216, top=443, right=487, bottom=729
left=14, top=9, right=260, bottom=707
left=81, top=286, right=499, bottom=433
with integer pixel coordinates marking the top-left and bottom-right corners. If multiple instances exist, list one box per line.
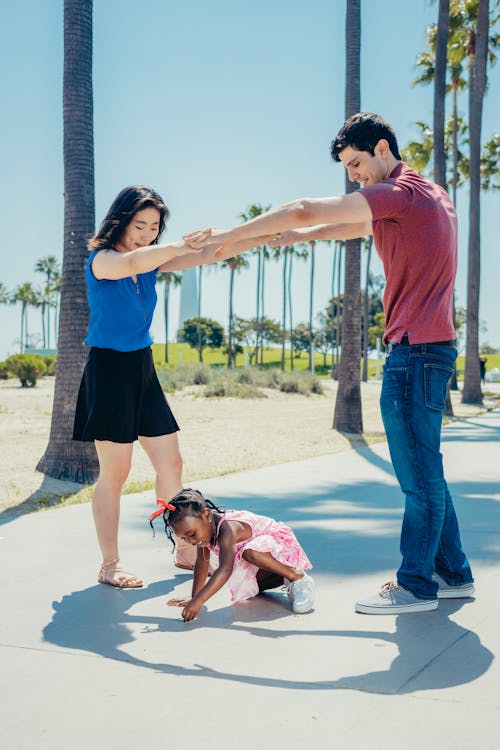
left=166, top=598, right=188, bottom=607
left=181, top=598, right=203, bottom=622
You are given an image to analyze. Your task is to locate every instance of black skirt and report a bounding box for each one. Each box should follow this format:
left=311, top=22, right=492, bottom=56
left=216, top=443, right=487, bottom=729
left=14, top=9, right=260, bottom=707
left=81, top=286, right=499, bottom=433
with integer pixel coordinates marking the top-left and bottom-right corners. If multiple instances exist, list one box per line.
left=72, top=347, right=179, bottom=443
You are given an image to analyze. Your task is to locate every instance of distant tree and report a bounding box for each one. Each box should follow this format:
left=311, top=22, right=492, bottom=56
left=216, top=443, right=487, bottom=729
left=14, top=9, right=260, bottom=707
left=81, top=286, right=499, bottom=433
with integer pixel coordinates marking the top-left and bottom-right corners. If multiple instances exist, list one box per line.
left=157, top=271, right=181, bottom=363
left=35, top=255, right=61, bottom=349
left=290, top=322, right=310, bottom=358
left=0, top=282, right=12, bottom=306
left=220, top=255, right=250, bottom=368
left=368, top=311, right=386, bottom=349
left=239, top=203, right=271, bottom=364
left=314, top=315, right=335, bottom=368
left=178, top=316, right=225, bottom=361
left=232, top=316, right=281, bottom=365
left=13, top=282, right=37, bottom=353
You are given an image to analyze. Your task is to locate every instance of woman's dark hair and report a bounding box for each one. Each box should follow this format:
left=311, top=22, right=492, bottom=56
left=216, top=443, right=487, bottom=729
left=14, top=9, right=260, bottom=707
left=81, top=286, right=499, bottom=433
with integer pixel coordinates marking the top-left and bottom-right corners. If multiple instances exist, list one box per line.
left=330, top=112, right=401, bottom=162
left=88, top=185, right=169, bottom=250
left=150, top=488, right=224, bottom=549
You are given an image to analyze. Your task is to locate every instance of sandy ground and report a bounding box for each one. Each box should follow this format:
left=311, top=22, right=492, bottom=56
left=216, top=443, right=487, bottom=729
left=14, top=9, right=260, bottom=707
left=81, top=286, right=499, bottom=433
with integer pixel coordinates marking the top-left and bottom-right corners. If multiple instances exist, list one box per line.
left=0, top=375, right=496, bottom=519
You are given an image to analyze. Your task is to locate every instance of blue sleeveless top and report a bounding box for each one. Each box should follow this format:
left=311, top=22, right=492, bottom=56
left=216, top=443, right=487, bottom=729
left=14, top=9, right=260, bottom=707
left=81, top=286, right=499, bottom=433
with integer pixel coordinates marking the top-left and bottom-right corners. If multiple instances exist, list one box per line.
left=84, top=249, right=158, bottom=351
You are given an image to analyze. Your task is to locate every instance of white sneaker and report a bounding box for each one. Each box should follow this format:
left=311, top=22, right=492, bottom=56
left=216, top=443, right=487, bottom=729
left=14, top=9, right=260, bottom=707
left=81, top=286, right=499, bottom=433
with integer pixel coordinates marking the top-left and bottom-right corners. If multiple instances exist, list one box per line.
left=286, top=572, right=314, bottom=614
left=355, top=581, right=438, bottom=615
left=434, top=574, right=475, bottom=599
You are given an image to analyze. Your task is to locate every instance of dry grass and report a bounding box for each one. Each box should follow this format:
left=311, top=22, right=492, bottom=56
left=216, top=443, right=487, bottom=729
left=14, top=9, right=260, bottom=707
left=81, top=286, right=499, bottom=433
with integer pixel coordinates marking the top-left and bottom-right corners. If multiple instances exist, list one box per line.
left=0, top=376, right=496, bottom=520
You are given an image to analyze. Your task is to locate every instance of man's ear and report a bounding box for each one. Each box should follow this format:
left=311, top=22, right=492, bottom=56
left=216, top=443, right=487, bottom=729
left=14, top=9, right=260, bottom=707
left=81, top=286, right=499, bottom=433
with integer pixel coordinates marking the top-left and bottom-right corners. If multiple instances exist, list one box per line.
left=375, top=139, right=390, bottom=159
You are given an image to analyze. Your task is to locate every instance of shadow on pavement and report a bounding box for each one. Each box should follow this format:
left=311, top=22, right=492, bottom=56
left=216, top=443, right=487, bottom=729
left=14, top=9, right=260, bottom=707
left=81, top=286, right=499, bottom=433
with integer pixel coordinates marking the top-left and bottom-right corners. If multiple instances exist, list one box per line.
left=43, top=579, right=493, bottom=695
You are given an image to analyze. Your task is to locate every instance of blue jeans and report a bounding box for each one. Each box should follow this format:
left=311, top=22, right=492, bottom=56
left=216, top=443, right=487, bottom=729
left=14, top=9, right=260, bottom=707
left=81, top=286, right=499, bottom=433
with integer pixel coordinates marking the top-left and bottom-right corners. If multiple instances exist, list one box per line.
left=380, top=341, right=473, bottom=599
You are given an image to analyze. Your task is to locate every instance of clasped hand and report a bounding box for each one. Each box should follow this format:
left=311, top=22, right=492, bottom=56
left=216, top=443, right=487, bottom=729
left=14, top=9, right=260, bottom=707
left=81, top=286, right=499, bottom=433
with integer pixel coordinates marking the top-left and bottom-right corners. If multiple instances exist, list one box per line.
left=184, top=228, right=225, bottom=256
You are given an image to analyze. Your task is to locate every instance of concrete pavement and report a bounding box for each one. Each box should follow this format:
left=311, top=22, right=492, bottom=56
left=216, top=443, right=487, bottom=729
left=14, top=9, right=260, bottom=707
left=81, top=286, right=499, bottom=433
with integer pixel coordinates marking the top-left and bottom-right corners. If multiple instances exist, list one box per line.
left=1, top=408, right=499, bottom=749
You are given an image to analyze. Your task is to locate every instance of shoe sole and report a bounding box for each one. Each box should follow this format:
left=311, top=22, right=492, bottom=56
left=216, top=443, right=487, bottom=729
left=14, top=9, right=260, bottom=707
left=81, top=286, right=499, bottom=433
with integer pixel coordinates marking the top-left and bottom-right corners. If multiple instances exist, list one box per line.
left=355, top=600, right=438, bottom=615
left=437, top=584, right=475, bottom=599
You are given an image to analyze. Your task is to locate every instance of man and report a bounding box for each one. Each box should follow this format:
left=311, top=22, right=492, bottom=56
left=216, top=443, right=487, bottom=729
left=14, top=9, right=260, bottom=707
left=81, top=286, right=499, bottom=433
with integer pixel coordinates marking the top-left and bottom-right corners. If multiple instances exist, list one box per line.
left=175, top=112, right=475, bottom=614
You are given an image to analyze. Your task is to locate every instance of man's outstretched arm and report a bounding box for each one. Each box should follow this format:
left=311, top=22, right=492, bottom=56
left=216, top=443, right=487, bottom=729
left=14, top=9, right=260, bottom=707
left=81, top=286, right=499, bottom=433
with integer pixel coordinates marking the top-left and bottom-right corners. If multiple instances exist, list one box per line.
left=185, top=192, right=372, bottom=250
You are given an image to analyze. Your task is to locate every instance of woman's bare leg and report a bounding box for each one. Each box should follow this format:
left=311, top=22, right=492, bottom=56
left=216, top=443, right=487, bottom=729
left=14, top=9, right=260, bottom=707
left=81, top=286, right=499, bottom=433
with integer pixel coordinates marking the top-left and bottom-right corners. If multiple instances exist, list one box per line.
left=139, top=433, right=196, bottom=568
left=93, top=440, right=141, bottom=586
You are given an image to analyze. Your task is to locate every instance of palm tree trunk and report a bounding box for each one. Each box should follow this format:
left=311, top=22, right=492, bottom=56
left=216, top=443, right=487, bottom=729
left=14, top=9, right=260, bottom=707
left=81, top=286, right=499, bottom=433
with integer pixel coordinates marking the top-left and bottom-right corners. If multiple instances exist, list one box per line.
left=41, top=303, right=47, bottom=349
left=37, top=0, right=98, bottom=481
left=330, top=242, right=337, bottom=371
left=434, top=0, right=449, bottom=190
left=434, top=0, right=454, bottom=416
left=197, top=266, right=203, bottom=363
left=254, top=248, right=261, bottom=365
left=228, top=268, right=235, bottom=368
left=448, top=81, right=460, bottom=392
left=308, top=241, right=315, bottom=372
left=334, top=241, right=343, bottom=376
left=333, top=0, right=363, bottom=433
left=260, top=252, right=266, bottom=366
left=462, top=2, right=488, bottom=404
left=362, top=237, right=372, bottom=382
left=281, top=249, right=288, bottom=372
left=288, top=251, right=294, bottom=370
left=164, top=281, right=170, bottom=363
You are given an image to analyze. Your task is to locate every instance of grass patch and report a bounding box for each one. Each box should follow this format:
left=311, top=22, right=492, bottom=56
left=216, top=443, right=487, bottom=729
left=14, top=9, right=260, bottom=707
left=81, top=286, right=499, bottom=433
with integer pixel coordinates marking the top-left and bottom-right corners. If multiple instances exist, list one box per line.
left=156, top=362, right=325, bottom=397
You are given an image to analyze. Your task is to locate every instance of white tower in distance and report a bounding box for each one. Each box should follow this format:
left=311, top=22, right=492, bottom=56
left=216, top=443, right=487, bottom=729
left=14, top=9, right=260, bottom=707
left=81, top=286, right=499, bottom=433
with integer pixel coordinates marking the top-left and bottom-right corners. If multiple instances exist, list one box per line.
left=177, top=267, right=198, bottom=338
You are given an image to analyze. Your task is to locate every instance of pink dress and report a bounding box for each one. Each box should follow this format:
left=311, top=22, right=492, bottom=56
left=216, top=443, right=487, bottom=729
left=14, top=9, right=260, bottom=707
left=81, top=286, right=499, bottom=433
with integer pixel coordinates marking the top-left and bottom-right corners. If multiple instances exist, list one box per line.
left=209, top=509, right=312, bottom=603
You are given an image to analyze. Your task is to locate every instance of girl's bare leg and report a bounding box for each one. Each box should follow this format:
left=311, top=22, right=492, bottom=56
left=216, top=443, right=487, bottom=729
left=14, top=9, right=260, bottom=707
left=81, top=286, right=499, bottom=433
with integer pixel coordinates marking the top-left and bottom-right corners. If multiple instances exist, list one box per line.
left=242, top=549, right=305, bottom=583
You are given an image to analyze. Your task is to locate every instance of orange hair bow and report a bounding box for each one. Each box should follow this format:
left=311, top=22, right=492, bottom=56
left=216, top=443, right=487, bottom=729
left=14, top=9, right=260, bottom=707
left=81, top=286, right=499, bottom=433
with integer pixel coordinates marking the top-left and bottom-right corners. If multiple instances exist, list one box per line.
left=149, top=497, right=176, bottom=522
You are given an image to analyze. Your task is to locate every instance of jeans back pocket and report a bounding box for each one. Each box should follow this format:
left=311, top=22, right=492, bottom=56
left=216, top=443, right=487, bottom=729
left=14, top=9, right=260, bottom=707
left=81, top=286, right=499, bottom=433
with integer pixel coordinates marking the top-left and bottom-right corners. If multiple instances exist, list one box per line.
left=424, top=363, right=453, bottom=411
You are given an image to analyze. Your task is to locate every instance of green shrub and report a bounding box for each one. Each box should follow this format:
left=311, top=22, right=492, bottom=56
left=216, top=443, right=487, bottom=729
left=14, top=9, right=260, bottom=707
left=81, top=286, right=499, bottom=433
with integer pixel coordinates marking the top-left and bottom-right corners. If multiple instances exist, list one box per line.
left=204, top=376, right=266, bottom=399
left=4, top=354, right=47, bottom=387
left=43, top=355, right=57, bottom=376
left=0, top=360, right=13, bottom=379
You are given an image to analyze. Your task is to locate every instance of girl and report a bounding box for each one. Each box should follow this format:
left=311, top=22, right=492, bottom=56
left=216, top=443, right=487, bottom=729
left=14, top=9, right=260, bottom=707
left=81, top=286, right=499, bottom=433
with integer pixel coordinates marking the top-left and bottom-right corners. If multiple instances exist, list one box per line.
left=149, top=488, right=314, bottom=621
left=73, top=186, right=206, bottom=587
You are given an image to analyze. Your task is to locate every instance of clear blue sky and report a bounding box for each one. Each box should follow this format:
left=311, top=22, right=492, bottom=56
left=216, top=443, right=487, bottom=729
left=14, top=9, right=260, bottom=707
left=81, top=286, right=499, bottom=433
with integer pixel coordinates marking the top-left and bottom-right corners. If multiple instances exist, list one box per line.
left=1, top=0, right=499, bottom=360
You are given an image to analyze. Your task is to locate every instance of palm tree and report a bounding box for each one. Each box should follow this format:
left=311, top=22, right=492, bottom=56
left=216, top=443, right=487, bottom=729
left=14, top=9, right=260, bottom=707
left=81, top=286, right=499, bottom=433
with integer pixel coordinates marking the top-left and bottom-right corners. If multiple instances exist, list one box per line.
left=434, top=0, right=451, bottom=189
left=462, top=0, right=489, bottom=404
left=239, top=203, right=271, bottom=365
left=13, top=282, right=37, bottom=352
left=37, top=0, right=98, bottom=481
left=220, top=255, right=249, bottom=367
left=361, top=236, right=373, bottom=382
left=308, top=240, right=316, bottom=372
left=276, top=245, right=289, bottom=371
left=35, top=256, right=61, bottom=349
left=286, top=243, right=307, bottom=370
left=333, top=0, right=363, bottom=433
left=157, top=271, right=182, bottom=363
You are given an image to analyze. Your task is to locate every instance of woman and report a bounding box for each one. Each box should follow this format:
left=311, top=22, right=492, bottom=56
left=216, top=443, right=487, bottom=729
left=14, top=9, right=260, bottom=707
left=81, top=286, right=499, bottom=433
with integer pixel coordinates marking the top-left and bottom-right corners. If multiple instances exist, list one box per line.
left=73, top=185, right=200, bottom=587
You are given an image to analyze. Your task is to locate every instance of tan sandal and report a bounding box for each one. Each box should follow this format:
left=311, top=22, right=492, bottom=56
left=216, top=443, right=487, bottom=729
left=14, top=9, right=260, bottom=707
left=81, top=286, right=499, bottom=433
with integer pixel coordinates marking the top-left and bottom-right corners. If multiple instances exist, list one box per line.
left=98, top=559, right=143, bottom=588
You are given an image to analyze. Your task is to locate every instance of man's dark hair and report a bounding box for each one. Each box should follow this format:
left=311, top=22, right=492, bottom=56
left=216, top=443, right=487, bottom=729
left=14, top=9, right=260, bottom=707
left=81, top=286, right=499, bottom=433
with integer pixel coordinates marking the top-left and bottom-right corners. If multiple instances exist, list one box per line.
left=330, top=112, right=401, bottom=162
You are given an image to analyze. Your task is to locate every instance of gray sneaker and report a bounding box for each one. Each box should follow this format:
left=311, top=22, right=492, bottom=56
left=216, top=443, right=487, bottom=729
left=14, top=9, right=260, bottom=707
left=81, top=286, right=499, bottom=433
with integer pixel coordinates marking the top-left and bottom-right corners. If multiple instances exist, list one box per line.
left=434, top=574, right=475, bottom=599
left=355, top=581, right=438, bottom=615
left=286, top=572, right=314, bottom=614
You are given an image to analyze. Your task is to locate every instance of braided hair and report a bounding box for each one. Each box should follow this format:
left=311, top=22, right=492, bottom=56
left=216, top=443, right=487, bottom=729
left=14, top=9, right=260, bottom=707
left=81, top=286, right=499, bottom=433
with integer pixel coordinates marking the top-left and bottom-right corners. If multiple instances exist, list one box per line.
left=149, top=488, right=224, bottom=549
